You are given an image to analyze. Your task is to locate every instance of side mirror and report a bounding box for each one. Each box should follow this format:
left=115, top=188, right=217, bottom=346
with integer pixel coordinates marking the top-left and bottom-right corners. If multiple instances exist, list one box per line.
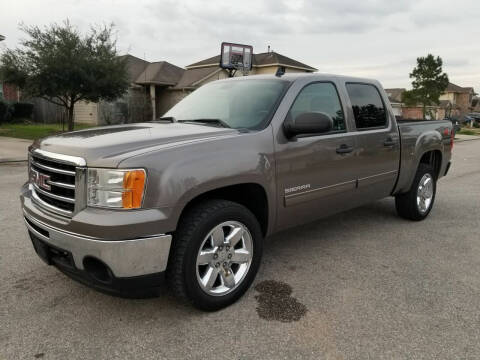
left=284, top=112, right=333, bottom=138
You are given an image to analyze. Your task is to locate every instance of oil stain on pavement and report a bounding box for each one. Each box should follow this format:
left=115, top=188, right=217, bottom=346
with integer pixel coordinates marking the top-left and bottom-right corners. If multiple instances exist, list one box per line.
left=254, top=280, right=307, bottom=322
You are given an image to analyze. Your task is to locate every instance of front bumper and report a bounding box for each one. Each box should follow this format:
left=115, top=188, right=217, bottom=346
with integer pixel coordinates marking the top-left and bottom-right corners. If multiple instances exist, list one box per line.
left=21, top=183, right=173, bottom=295
left=23, top=212, right=172, bottom=278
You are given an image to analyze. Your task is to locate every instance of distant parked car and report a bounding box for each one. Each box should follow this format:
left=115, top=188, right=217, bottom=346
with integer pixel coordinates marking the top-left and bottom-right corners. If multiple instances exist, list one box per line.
left=464, top=113, right=480, bottom=127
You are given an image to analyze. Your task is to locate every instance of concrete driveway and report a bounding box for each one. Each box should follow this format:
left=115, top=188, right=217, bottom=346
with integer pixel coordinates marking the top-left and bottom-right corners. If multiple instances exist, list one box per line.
left=1, top=141, right=479, bottom=359
left=0, top=136, right=31, bottom=162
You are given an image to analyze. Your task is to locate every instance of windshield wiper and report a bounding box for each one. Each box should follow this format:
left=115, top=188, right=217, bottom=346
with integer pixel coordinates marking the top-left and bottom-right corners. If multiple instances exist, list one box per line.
left=155, top=116, right=176, bottom=122
left=178, top=118, right=231, bottom=128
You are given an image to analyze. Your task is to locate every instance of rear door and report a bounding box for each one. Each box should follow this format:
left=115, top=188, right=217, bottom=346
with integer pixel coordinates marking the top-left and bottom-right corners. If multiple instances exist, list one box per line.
left=344, top=82, right=400, bottom=200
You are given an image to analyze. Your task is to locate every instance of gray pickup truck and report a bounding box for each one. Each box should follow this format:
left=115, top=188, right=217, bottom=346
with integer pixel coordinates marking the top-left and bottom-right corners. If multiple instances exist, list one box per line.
left=20, top=74, right=453, bottom=310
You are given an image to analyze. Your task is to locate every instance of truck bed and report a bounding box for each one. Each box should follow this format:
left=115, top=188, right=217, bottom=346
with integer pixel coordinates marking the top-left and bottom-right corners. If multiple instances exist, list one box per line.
left=394, top=119, right=452, bottom=194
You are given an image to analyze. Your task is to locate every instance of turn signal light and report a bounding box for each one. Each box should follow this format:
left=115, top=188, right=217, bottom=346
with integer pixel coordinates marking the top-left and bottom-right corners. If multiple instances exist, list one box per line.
left=122, top=170, right=146, bottom=209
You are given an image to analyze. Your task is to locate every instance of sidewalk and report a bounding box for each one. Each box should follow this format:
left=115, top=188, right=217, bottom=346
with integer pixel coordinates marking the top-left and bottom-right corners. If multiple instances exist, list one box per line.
left=455, top=134, right=480, bottom=142
left=0, top=136, right=32, bottom=163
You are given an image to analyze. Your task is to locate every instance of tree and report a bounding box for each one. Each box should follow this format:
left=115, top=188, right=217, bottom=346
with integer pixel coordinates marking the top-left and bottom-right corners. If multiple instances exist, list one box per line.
left=402, top=54, right=449, bottom=119
left=0, top=21, right=129, bottom=131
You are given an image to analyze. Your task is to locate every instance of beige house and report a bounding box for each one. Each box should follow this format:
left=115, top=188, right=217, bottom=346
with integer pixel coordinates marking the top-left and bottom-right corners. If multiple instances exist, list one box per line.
left=74, top=51, right=317, bottom=124
left=439, top=83, right=476, bottom=117
left=385, top=88, right=405, bottom=117
left=174, top=51, right=317, bottom=89
left=74, top=54, right=185, bottom=124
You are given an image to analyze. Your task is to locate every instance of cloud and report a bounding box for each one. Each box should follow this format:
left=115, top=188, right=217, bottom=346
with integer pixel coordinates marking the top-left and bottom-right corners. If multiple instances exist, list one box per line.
left=1, top=0, right=479, bottom=89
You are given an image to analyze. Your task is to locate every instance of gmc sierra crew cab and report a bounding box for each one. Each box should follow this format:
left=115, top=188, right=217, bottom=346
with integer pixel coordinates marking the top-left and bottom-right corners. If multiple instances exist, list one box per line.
left=20, top=74, right=453, bottom=310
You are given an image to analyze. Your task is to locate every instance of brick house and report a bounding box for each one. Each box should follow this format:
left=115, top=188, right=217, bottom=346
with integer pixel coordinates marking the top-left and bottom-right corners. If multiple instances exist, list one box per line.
left=0, top=34, right=20, bottom=103
left=0, top=82, right=20, bottom=102
left=385, top=88, right=436, bottom=119
left=472, top=96, right=480, bottom=112
left=385, top=82, right=476, bottom=120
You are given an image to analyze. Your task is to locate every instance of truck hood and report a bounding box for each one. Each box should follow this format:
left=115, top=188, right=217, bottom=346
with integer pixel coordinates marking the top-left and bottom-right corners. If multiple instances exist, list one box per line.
left=33, top=122, right=239, bottom=167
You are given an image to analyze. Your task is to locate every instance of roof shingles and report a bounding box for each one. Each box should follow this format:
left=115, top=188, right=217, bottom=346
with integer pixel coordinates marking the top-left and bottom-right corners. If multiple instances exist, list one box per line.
left=173, top=67, right=221, bottom=90
left=120, top=50, right=317, bottom=90
left=446, top=82, right=473, bottom=94
left=135, top=61, right=184, bottom=85
left=186, top=51, right=317, bottom=71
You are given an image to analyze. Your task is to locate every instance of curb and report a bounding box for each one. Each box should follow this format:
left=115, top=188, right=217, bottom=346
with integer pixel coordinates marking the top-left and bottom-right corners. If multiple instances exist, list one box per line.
left=0, top=158, right=28, bottom=164
left=454, top=137, right=480, bottom=143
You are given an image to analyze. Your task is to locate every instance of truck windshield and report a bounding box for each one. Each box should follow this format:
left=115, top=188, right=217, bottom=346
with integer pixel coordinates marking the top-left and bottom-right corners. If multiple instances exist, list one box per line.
left=163, top=79, right=290, bottom=130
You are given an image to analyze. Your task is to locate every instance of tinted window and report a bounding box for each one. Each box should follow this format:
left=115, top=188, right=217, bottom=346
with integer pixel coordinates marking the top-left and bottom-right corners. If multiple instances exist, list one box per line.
left=289, top=82, right=345, bottom=132
left=346, top=83, right=387, bottom=129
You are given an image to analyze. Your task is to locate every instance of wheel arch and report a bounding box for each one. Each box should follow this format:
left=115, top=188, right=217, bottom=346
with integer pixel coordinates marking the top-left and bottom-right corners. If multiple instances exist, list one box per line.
left=419, top=150, right=443, bottom=179
left=394, top=135, right=445, bottom=195
left=176, top=183, right=270, bottom=237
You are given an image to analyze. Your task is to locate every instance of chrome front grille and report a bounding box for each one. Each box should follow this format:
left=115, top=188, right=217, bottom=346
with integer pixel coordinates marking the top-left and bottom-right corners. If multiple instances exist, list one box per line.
left=29, top=149, right=86, bottom=217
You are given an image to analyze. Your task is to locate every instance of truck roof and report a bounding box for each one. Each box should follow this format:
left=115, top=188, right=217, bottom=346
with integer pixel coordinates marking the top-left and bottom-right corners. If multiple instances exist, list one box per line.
left=223, top=73, right=381, bottom=86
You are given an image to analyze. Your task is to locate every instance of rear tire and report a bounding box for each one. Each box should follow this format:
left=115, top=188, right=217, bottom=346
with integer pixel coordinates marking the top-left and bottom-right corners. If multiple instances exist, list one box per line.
left=395, top=163, right=436, bottom=221
left=167, top=199, right=263, bottom=311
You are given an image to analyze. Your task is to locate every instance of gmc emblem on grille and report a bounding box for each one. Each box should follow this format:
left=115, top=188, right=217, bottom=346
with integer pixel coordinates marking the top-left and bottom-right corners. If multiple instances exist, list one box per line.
left=30, top=169, right=51, bottom=191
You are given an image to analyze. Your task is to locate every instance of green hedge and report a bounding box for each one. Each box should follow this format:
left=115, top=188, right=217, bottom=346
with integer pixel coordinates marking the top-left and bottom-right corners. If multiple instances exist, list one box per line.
left=12, top=102, right=34, bottom=119
left=0, top=101, right=34, bottom=123
left=0, top=100, right=13, bottom=123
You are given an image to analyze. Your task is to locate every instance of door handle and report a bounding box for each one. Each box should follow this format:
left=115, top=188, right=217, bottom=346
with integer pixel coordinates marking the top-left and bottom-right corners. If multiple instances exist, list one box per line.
left=384, top=138, right=397, bottom=147
left=336, top=144, right=354, bottom=154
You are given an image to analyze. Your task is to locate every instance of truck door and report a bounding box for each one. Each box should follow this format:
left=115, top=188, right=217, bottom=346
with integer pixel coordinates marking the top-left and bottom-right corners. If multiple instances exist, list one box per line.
left=344, top=82, right=400, bottom=201
left=274, top=81, right=359, bottom=231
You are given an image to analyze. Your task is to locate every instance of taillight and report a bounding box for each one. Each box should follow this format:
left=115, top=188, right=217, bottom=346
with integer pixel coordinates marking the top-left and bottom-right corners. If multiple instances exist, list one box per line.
left=450, top=128, right=454, bottom=151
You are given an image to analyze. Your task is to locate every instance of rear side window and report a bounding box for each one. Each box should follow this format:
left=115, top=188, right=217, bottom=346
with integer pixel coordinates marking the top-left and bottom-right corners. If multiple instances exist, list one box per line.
left=346, top=83, right=387, bottom=129
left=289, top=82, right=346, bottom=132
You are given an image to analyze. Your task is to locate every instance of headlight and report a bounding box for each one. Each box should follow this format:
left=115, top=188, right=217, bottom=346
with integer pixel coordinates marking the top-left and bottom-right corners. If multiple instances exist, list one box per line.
left=87, top=168, right=146, bottom=209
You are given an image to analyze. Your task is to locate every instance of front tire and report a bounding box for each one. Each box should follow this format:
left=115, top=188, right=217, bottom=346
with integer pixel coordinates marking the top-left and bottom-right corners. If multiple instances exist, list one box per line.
left=395, top=163, right=436, bottom=221
left=167, top=199, right=263, bottom=311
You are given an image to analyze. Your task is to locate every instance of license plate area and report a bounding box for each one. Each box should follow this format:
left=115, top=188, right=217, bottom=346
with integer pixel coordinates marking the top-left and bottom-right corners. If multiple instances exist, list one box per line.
left=29, top=233, right=75, bottom=269
left=30, top=234, right=51, bottom=265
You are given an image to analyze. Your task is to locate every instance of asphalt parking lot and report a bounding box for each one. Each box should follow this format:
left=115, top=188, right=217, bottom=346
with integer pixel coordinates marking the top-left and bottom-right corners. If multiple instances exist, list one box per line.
left=1, top=140, right=479, bottom=360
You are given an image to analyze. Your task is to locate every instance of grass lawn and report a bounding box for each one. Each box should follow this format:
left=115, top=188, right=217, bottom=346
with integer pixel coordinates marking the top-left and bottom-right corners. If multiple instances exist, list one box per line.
left=0, top=123, right=94, bottom=140
left=458, top=128, right=480, bottom=136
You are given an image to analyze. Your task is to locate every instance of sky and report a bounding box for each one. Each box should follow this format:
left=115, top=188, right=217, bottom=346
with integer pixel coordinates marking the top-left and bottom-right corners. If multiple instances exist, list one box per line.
left=1, top=0, right=479, bottom=90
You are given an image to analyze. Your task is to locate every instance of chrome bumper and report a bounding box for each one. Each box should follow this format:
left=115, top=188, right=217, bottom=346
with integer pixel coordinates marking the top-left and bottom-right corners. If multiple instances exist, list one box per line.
left=23, top=211, right=172, bottom=278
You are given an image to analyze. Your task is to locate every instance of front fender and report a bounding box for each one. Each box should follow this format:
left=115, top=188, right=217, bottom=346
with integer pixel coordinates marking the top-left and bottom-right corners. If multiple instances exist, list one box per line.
left=118, top=128, right=276, bottom=233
